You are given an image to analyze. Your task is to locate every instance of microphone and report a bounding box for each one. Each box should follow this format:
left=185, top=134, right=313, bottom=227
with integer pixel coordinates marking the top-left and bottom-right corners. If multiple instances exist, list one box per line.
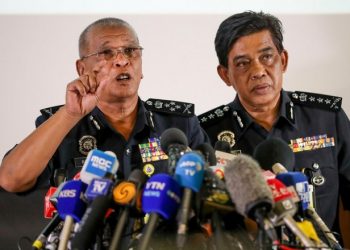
left=160, top=128, right=189, bottom=174
left=212, top=140, right=236, bottom=180
left=56, top=180, right=88, bottom=250
left=200, top=169, right=233, bottom=215
left=214, top=140, right=231, bottom=153
left=306, top=208, right=342, bottom=249
left=275, top=172, right=310, bottom=213
left=32, top=181, right=69, bottom=249
left=32, top=214, right=61, bottom=250
left=137, top=173, right=182, bottom=250
left=224, top=154, right=278, bottom=244
left=253, top=137, right=295, bottom=171
left=109, top=169, right=147, bottom=250
left=174, top=152, right=205, bottom=247
left=80, top=149, right=119, bottom=185
left=266, top=178, right=317, bottom=248
left=195, top=143, right=217, bottom=166
left=44, top=186, right=58, bottom=219
left=276, top=171, right=342, bottom=249
left=85, top=178, right=114, bottom=203
left=70, top=153, right=119, bottom=250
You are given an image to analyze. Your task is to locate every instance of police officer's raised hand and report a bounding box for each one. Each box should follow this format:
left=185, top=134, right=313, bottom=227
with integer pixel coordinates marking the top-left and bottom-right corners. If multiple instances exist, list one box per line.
left=65, top=60, right=110, bottom=118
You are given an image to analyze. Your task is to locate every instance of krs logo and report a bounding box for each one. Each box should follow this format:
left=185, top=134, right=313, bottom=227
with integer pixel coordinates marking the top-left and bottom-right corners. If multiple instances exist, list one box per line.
left=59, top=189, right=77, bottom=198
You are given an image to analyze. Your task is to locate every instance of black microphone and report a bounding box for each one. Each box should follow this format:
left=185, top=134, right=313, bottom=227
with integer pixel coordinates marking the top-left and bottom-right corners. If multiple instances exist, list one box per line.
left=195, top=143, right=217, bottom=166
left=109, top=169, right=147, bottom=250
left=214, top=140, right=231, bottom=153
left=224, top=154, right=278, bottom=244
left=174, top=152, right=205, bottom=248
left=160, top=128, right=189, bottom=174
left=137, top=173, right=182, bottom=250
left=32, top=214, right=61, bottom=250
left=253, top=137, right=295, bottom=171
left=70, top=150, right=120, bottom=250
left=70, top=194, right=112, bottom=250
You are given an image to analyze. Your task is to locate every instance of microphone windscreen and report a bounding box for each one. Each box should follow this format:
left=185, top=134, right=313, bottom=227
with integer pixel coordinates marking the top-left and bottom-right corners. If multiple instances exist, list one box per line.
left=175, top=152, right=205, bottom=192
left=214, top=140, right=231, bottom=153
left=80, top=149, right=119, bottom=184
left=225, top=154, right=273, bottom=217
left=253, top=137, right=295, bottom=171
left=142, top=173, right=182, bottom=219
left=71, top=195, right=111, bottom=250
left=276, top=172, right=310, bottom=211
left=85, top=178, right=114, bottom=202
left=195, top=143, right=217, bottom=166
left=160, top=128, right=188, bottom=153
left=57, top=180, right=87, bottom=222
left=128, top=168, right=147, bottom=184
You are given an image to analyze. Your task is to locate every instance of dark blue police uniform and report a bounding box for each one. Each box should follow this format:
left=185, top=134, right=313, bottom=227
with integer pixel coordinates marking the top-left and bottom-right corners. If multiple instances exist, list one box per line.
left=198, top=89, right=350, bottom=231
left=35, top=97, right=210, bottom=188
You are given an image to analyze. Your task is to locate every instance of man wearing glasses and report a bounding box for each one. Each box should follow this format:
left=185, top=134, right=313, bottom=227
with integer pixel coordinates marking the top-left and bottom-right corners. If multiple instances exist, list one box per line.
left=0, top=18, right=209, bottom=192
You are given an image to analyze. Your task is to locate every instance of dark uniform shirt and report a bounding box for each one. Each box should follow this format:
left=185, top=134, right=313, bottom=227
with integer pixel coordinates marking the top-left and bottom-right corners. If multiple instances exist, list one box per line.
left=198, top=89, right=350, bottom=230
left=34, top=97, right=210, bottom=188
left=11, top=97, right=207, bottom=249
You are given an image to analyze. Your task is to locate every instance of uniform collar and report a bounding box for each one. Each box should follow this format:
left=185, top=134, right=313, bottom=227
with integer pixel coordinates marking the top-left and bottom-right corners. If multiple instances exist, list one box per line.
left=279, top=90, right=297, bottom=128
left=229, top=96, right=254, bottom=134
left=89, top=97, right=151, bottom=134
left=229, top=89, right=297, bottom=132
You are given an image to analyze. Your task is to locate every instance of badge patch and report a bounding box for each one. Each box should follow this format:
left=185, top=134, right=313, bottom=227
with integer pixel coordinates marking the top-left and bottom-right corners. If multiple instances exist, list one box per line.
left=289, top=134, right=335, bottom=153
left=78, top=135, right=97, bottom=156
left=138, top=137, right=168, bottom=163
left=143, top=163, right=155, bottom=177
left=217, top=130, right=235, bottom=148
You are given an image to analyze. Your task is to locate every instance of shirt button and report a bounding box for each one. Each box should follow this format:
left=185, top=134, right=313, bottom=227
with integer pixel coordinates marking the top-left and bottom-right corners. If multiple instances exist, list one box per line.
left=312, top=163, right=320, bottom=170
left=126, top=148, right=131, bottom=156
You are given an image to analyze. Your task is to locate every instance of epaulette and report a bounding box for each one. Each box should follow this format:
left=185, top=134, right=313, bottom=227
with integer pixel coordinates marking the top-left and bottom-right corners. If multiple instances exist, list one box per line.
left=144, top=98, right=194, bottom=117
left=40, top=105, right=63, bottom=118
left=198, top=105, right=231, bottom=126
left=289, top=91, right=342, bottom=112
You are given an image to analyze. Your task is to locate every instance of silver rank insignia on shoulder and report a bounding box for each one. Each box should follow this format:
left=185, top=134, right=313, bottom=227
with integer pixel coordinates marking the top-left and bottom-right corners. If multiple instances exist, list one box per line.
left=78, top=135, right=97, bottom=156
left=199, top=105, right=230, bottom=124
left=291, top=91, right=342, bottom=111
left=217, top=130, right=235, bottom=147
left=145, top=98, right=194, bottom=116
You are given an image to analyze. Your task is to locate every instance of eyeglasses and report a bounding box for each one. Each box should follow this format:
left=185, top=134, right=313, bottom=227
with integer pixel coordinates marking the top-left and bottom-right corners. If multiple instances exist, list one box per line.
left=81, top=46, right=143, bottom=60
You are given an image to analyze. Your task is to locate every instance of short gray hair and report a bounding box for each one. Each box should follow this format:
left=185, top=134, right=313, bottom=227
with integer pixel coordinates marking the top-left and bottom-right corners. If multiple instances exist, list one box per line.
left=78, top=17, right=139, bottom=58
